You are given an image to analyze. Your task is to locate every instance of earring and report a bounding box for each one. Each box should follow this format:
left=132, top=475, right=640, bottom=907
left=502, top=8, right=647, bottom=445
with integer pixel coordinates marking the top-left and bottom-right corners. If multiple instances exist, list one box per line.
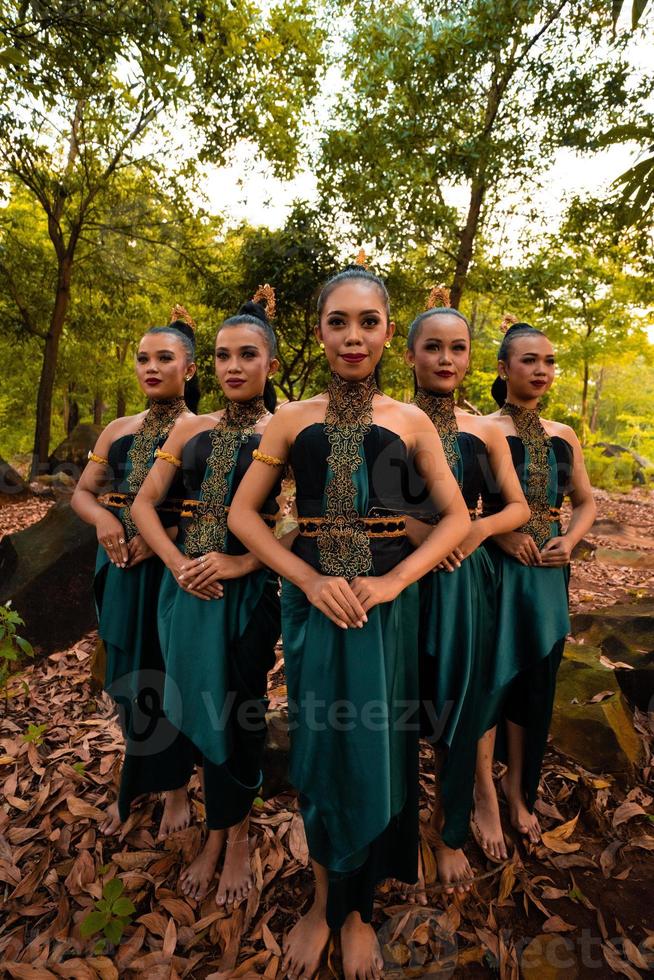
left=184, top=375, right=191, bottom=381
left=384, top=340, right=391, bottom=349
left=319, top=342, right=325, bottom=351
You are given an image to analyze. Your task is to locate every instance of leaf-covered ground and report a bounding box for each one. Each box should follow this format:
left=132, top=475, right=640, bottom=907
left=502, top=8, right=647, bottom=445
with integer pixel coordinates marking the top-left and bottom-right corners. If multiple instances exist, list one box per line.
left=1, top=490, right=654, bottom=979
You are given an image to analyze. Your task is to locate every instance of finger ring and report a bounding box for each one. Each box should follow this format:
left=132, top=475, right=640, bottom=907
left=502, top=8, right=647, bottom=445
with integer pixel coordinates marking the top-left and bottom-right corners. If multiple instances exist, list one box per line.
left=119, top=538, right=125, bottom=544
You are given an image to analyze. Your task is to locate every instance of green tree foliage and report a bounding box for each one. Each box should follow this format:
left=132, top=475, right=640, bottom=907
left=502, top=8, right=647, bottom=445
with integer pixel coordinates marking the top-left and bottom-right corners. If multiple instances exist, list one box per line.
left=319, top=0, right=654, bottom=307
left=0, top=0, right=324, bottom=474
left=202, top=202, right=344, bottom=401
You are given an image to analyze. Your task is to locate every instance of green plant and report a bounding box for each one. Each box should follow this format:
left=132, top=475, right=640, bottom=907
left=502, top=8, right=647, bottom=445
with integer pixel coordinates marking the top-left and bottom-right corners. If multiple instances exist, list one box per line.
left=21, top=723, right=47, bottom=746
left=583, top=447, right=637, bottom=491
left=80, top=877, right=135, bottom=951
left=0, top=602, right=33, bottom=694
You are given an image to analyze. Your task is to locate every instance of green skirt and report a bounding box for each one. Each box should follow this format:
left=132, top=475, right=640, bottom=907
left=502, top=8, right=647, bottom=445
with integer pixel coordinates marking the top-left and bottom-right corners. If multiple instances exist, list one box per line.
left=157, top=564, right=280, bottom=829
left=282, top=579, right=420, bottom=928
left=419, top=546, right=498, bottom=848
left=484, top=542, right=570, bottom=810
left=94, top=548, right=195, bottom=820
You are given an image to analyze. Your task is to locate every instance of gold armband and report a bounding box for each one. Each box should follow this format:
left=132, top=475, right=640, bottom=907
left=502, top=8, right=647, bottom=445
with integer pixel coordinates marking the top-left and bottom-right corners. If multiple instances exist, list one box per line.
left=252, top=448, right=285, bottom=467
left=154, top=448, right=182, bottom=468
left=88, top=451, right=109, bottom=465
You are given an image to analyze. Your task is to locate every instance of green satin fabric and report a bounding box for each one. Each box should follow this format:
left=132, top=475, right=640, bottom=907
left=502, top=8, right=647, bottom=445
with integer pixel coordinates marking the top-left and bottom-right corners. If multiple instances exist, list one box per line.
left=157, top=565, right=272, bottom=768
left=94, top=550, right=195, bottom=820
left=282, top=447, right=419, bottom=884
left=282, top=578, right=419, bottom=873
left=419, top=545, right=497, bottom=848
left=486, top=442, right=571, bottom=810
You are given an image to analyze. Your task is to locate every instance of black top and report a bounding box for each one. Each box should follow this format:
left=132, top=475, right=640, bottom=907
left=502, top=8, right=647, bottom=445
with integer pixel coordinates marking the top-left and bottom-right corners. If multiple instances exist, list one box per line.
left=481, top=435, right=574, bottom=514
left=107, top=433, right=185, bottom=529
left=179, top=429, right=281, bottom=556
left=290, top=422, right=417, bottom=575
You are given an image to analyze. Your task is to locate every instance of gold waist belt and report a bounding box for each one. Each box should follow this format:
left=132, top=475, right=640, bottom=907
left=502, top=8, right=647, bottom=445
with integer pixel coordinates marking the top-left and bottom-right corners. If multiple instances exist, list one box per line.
left=297, top=515, right=408, bottom=538
left=180, top=498, right=276, bottom=529
left=98, top=491, right=182, bottom=514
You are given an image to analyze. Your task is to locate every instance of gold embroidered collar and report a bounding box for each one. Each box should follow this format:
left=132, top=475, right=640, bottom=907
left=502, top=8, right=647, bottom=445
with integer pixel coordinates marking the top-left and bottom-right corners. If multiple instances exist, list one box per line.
left=318, top=371, right=380, bottom=579
left=501, top=401, right=553, bottom=548
left=123, top=396, right=187, bottom=539
left=413, top=388, right=461, bottom=481
left=183, top=395, right=268, bottom=557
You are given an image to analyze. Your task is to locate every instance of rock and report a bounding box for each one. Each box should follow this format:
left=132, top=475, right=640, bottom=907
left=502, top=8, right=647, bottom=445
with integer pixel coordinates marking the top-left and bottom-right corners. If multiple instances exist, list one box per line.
left=551, top=643, right=643, bottom=779
left=571, top=537, right=595, bottom=561
left=262, top=708, right=290, bottom=798
left=571, top=600, right=654, bottom=712
left=0, top=500, right=97, bottom=657
left=594, top=547, right=654, bottom=570
left=48, top=423, right=103, bottom=478
left=0, top=456, right=26, bottom=496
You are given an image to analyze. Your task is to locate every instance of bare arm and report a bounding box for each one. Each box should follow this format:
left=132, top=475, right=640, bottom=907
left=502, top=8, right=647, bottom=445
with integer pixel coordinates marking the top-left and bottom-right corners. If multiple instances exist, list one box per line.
left=71, top=419, right=131, bottom=566
left=351, top=411, right=470, bottom=609
left=228, top=407, right=370, bottom=629
left=540, top=427, right=596, bottom=566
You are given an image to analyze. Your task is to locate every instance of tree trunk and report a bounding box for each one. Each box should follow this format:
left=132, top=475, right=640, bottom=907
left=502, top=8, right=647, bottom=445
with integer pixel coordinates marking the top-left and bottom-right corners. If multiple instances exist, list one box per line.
left=450, top=176, right=486, bottom=310
left=30, top=260, right=72, bottom=477
left=116, top=386, right=127, bottom=419
left=580, top=357, right=590, bottom=445
left=590, top=367, right=604, bottom=434
left=93, top=393, right=103, bottom=425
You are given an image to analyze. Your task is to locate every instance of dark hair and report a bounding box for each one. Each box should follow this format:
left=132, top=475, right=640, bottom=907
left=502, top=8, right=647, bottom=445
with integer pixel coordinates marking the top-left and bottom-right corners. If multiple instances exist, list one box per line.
left=219, top=300, right=278, bottom=412
left=492, top=321, right=546, bottom=407
left=317, top=266, right=391, bottom=321
left=407, top=307, right=471, bottom=351
left=145, top=319, right=200, bottom=412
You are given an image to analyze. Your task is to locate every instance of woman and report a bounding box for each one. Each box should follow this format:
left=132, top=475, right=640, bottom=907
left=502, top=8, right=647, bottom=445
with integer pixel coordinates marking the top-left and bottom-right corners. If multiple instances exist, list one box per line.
left=405, top=288, right=530, bottom=887
left=132, top=289, right=282, bottom=907
left=474, top=320, right=596, bottom=850
left=71, top=307, right=198, bottom=838
left=228, top=266, right=470, bottom=980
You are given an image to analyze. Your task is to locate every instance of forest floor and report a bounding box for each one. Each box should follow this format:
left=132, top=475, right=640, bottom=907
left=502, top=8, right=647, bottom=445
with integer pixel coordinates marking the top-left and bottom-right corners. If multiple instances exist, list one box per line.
left=0, top=490, right=653, bottom=979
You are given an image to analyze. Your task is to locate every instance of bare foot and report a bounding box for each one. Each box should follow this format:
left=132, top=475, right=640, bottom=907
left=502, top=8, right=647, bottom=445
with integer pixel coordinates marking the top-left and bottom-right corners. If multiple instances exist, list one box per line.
left=282, top=902, right=331, bottom=980
left=179, top=829, right=225, bottom=901
left=216, top=820, right=253, bottom=909
left=500, top=775, right=541, bottom=844
left=386, top=847, right=427, bottom=905
left=99, top=800, right=122, bottom=836
left=157, top=786, right=190, bottom=840
left=434, top=843, right=474, bottom=896
left=472, top=783, right=509, bottom=861
left=341, top=912, right=384, bottom=980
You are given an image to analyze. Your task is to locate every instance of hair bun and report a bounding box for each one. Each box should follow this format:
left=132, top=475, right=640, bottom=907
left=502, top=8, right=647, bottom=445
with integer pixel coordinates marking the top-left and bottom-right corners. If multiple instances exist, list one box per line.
left=167, top=319, right=196, bottom=345
left=238, top=299, right=269, bottom=324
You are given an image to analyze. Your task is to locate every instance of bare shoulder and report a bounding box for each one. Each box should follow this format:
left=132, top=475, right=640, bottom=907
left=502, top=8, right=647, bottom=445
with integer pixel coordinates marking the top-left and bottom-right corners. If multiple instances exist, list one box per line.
left=385, top=396, right=432, bottom=427
left=100, top=411, right=147, bottom=441
left=543, top=418, right=580, bottom=446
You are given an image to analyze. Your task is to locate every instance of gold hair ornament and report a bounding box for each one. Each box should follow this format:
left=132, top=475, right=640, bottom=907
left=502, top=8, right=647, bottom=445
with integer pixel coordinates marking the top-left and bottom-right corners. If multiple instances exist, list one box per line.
left=500, top=313, right=519, bottom=334
left=355, top=248, right=368, bottom=268
left=169, top=304, right=196, bottom=330
left=252, top=283, right=276, bottom=319
left=426, top=284, right=451, bottom=310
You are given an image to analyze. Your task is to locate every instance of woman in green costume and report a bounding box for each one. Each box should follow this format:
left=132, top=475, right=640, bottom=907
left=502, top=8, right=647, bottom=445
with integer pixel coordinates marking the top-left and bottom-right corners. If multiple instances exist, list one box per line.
left=71, top=307, right=199, bottom=838
left=405, top=287, right=530, bottom=890
left=229, top=265, right=470, bottom=980
left=132, top=289, right=282, bottom=907
left=473, top=320, right=596, bottom=850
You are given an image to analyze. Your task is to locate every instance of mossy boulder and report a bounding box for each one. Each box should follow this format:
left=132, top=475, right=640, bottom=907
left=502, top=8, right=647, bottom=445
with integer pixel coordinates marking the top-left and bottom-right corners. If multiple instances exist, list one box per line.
left=0, top=500, right=96, bottom=656
left=571, top=600, right=654, bottom=712
left=551, top=642, right=643, bottom=778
